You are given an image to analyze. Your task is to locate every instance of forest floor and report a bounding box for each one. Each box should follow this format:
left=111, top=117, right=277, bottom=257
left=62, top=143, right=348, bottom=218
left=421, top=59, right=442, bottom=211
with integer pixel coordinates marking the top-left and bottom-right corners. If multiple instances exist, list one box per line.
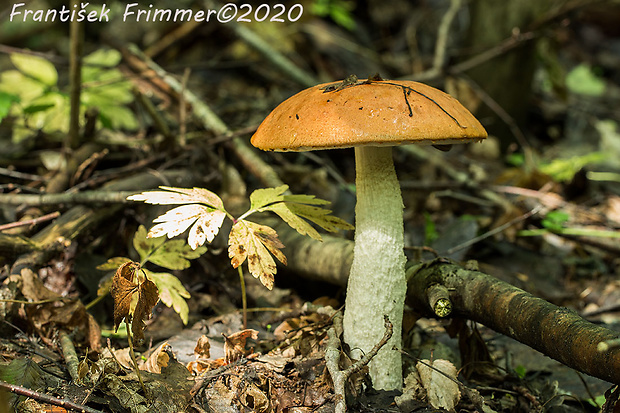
left=1, top=1, right=620, bottom=412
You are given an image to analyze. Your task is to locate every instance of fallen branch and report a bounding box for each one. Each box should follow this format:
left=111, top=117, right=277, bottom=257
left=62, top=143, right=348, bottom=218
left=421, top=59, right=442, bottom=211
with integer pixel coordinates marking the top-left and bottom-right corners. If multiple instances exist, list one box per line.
left=0, top=191, right=137, bottom=206
left=9, top=169, right=192, bottom=277
left=0, top=380, right=103, bottom=413
left=273, top=228, right=620, bottom=385
left=407, top=259, right=620, bottom=385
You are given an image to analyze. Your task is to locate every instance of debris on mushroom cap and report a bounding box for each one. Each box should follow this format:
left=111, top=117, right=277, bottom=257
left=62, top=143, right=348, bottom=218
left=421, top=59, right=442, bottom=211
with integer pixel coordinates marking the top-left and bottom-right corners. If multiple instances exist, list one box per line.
left=251, top=78, right=488, bottom=152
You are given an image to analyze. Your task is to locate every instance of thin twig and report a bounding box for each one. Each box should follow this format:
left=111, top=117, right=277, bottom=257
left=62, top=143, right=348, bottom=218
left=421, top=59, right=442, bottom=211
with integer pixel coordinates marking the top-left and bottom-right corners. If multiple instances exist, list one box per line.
left=0, top=211, right=60, bottom=232
left=325, top=310, right=393, bottom=413
left=179, top=67, right=191, bottom=147
left=443, top=204, right=544, bottom=255
left=458, top=73, right=532, bottom=151
left=0, top=167, right=43, bottom=181
left=0, top=379, right=103, bottom=413
left=432, top=0, right=463, bottom=77
left=227, top=21, right=318, bottom=87
left=116, top=42, right=286, bottom=188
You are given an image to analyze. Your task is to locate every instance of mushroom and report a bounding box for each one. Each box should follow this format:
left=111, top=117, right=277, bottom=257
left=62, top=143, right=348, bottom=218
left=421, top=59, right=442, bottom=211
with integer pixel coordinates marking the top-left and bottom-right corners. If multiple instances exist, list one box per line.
left=251, top=76, right=487, bottom=390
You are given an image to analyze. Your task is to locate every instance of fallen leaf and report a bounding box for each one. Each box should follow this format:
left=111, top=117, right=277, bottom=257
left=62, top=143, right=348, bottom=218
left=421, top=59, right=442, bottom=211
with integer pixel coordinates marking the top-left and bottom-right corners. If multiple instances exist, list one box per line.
left=417, top=359, right=461, bottom=411
left=194, top=335, right=211, bottom=358
left=223, top=329, right=258, bottom=363
left=142, top=342, right=172, bottom=374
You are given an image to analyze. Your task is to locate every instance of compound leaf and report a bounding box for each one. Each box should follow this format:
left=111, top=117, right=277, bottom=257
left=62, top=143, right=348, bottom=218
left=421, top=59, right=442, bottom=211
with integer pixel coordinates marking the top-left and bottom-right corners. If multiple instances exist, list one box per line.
left=147, top=205, right=226, bottom=250
left=249, top=186, right=353, bottom=240
left=266, top=202, right=322, bottom=241
left=127, top=186, right=224, bottom=210
left=145, top=269, right=191, bottom=325
left=146, top=239, right=207, bottom=271
left=133, top=225, right=166, bottom=263
left=286, top=202, right=354, bottom=233
left=249, top=185, right=288, bottom=211
left=228, top=221, right=286, bottom=290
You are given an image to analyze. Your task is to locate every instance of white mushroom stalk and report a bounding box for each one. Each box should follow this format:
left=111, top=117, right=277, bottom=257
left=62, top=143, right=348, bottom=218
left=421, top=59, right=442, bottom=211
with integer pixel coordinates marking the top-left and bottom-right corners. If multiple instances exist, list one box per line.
left=343, top=146, right=406, bottom=390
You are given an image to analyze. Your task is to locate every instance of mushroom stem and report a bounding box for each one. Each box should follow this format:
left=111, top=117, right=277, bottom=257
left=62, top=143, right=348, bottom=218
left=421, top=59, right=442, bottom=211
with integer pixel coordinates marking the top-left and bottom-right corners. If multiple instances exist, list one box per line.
left=343, top=146, right=406, bottom=391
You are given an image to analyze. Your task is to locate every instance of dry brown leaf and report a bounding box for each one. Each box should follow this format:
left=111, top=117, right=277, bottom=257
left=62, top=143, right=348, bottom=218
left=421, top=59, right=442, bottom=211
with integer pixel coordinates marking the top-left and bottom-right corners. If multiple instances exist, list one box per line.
left=109, top=261, right=140, bottom=331
left=131, top=276, right=159, bottom=344
left=109, top=261, right=160, bottom=343
left=417, top=359, right=461, bottom=411
left=142, top=342, right=172, bottom=374
left=222, top=329, right=258, bottom=363
left=193, top=335, right=211, bottom=358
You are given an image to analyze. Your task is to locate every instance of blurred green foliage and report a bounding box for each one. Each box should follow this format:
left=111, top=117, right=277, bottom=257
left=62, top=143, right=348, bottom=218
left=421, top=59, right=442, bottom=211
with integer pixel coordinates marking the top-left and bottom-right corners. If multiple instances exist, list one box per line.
left=311, top=0, right=356, bottom=30
left=0, top=49, right=136, bottom=142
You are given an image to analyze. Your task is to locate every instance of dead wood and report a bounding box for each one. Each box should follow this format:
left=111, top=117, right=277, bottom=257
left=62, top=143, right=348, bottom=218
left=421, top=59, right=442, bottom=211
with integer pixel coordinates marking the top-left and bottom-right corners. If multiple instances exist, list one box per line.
left=407, top=259, right=620, bottom=385
left=9, top=169, right=193, bottom=277
left=271, top=227, right=620, bottom=385
left=0, top=233, right=41, bottom=260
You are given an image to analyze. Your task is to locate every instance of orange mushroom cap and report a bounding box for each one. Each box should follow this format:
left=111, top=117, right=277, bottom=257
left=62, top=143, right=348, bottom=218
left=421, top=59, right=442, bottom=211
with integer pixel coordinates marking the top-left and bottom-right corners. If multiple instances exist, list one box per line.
left=251, top=78, right=487, bottom=151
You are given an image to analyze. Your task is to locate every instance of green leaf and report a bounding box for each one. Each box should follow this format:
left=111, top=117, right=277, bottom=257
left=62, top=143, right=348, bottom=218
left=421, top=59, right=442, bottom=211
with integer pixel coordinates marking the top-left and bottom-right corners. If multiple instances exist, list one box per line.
left=283, top=202, right=353, bottom=233
left=249, top=185, right=288, bottom=210
left=0, top=91, right=19, bottom=122
left=541, top=210, right=570, bottom=231
left=540, top=152, right=606, bottom=182
left=10, top=53, right=58, bottom=86
left=144, top=269, right=190, bottom=325
left=0, top=70, right=46, bottom=102
left=251, top=186, right=353, bottom=239
left=133, top=224, right=207, bottom=270
left=133, top=225, right=166, bottom=263
left=146, top=239, right=207, bottom=271
left=424, top=212, right=439, bottom=245
left=266, top=202, right=323, bottom=240
left=97, top=257, right=133, bottom=271
left=22, top=102, right=55, bottom=114
left=96, top=104, right=139, bottom=130
left=282, top=193, right=330, bottom=206
left=565, top=64, right=605, bottom=97
left=83, top=49, right=122, bottom=71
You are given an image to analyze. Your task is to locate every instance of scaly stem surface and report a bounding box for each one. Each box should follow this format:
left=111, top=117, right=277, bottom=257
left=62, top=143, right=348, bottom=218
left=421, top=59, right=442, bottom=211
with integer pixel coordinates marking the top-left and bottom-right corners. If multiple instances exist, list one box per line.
left=343, top=146, right=406, bottom=390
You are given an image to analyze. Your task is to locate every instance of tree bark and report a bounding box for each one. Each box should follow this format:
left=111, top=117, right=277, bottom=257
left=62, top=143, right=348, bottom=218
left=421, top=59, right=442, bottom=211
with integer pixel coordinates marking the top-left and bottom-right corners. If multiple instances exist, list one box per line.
left=407, top=259, right=620, bottom=385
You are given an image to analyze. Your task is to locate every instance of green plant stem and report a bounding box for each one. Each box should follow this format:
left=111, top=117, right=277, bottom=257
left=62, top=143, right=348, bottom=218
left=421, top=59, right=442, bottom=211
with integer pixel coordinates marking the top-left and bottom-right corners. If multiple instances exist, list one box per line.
left=518, top=228, right=620, bottom=239
left=238, top=266, right=247, bottom=329
left=126, top=324, right=146, bottom=395
left=67, top=0, right=83, bottom=149
left=84, top=293, right=106, bottom=311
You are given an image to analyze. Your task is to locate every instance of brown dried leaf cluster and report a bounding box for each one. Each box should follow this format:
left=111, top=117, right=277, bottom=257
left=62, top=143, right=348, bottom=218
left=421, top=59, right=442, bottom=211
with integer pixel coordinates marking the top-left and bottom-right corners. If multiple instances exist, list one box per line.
left=9, top=268, right=101, bottom=351
left=109, top=260, right=160, bottom=343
